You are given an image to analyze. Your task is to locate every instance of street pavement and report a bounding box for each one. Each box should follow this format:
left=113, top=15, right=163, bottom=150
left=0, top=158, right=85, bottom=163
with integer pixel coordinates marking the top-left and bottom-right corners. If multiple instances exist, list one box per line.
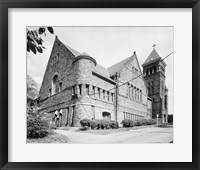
left=55, top=127, right=173, bottom=144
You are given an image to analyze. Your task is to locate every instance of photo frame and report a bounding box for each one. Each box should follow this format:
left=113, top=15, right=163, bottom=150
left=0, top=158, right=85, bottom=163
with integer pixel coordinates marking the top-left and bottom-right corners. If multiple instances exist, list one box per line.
left=0, top=0, right=199, bottom=169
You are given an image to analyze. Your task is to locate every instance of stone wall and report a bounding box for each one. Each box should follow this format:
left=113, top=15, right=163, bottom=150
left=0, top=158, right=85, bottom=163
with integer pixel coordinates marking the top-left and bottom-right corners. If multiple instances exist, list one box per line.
left=38, top=38, right=152, bottom=127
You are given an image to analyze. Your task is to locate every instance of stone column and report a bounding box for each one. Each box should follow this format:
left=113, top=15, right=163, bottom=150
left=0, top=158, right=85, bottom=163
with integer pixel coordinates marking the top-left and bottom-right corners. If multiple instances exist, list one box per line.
left=105, top=91, right=108, bottom=101
left=67, top=106, right=73, bottom=126
left=60, top=109, right=66, bottom=126
left=89, top=84, right=93, bottom=97
left=75, top=85, right=80, bottom=97
left=82, top=84, right=87, bottom=96
left=95, top=87, right=99, bottom=99
left=109, top=92, right=112, bottom=103
left=65, top=107, right=70, bottom=126
left=100, top=88, right=103, bottom=100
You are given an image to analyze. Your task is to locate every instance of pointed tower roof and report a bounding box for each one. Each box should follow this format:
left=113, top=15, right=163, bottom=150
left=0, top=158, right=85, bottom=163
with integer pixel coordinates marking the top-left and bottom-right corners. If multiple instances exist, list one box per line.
left=142, top=45, right=161, bottom=67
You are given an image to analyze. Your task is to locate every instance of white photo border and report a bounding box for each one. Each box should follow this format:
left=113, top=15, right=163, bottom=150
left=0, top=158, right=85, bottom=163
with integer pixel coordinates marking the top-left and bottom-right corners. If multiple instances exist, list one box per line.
left=8, top=8, right=192, bottom=162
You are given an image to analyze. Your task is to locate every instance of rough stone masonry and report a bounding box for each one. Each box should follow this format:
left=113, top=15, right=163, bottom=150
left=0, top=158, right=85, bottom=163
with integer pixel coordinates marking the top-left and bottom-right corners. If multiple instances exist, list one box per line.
left=38, top=36, right=168, bottom=127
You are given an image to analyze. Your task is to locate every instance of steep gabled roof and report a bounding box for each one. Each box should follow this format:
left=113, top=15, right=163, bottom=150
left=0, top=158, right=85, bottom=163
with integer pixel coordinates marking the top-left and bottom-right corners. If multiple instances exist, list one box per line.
left=107, top=55, right=133, bottom=77
left=63, top=43, right=81, bottom=57
left=58, top=37, right=111, bottom=79
left=142, top=48, right=161, bottom=66
left=94, top=64, right=110, bottom=78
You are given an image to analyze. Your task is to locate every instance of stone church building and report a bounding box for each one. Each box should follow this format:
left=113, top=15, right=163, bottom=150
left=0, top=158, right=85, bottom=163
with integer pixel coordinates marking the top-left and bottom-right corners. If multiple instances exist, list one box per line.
left=38, top=36, right=168, bottom=126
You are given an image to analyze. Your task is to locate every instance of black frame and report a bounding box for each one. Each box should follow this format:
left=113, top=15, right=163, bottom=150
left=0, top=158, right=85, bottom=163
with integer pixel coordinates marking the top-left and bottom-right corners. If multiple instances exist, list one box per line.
left=0, top=0, right=199, bottom=169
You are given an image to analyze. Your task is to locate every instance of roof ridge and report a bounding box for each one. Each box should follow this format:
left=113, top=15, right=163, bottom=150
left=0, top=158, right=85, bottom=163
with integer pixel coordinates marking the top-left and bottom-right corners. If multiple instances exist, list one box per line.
left=63, top=43, right=81, bottom=57
left=55, top=36, right=81, bottom=57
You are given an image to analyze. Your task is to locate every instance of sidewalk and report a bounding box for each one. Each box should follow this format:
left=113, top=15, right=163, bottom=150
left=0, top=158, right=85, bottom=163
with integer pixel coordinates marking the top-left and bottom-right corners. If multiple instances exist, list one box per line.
left=55, top=127, right=173, bottom=144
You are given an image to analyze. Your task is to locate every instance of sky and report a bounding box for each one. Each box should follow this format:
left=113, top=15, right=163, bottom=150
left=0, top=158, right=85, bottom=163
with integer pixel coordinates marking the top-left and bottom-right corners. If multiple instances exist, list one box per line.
left=27, top=27, right=174, bottom=114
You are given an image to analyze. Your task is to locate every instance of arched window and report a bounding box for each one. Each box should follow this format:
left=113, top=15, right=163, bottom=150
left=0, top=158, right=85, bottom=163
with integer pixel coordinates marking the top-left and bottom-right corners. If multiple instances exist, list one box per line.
left=127, top=83, right=130, bottom=98
left=129, top=85, right=131, bottom=99
left=52, top=75, right=59, bottom=95
left=131, top=85, right=134, bottom=100
left=134, top=87, right=137, bottom=101
left=140, top=90, right=142, bottom=103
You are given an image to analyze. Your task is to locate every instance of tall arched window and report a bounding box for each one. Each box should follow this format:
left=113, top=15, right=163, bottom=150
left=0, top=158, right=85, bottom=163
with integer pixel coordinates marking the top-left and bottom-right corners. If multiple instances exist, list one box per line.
left=52, top=75, right=59, bottom=95
left=134, top=87, right=137, bottom=101
left=131, top=85, right=134, bottom=100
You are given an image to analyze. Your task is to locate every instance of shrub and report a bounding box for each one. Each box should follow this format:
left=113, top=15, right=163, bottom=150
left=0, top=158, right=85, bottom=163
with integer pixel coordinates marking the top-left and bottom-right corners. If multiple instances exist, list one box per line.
left=80, top=119, right=119, bottom=130
left=121, top=118, right=157, bottom=127
left=151, top=119, right=157, bottom=125
left=79, top=126, right=88, bottom=131
left=121, top=119, right=134, bottom=127
left=110, top=121, right=119, bottom=129
left=80, top=119, right=92, bottom=127
left=27, top=113, right=49, bottom=139
left=94, top=119, right=110, bottom=129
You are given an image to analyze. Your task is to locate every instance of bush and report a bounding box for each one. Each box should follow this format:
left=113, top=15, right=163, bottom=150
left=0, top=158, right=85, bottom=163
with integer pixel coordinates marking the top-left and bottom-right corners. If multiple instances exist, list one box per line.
left=121, top=118, right=157, bottom=127
left=121, top=119, right=134, bottom=127
left=80, top=119, right=92, bottom=127
left=94, top=119, right=110, bottom=129
left=80, top=119, right=119, bottom=130
left=151, top=119, right=157, bottom=125
left=27, top=113, right=49, bottom=139
left=110, top=121, right=119, bottom=129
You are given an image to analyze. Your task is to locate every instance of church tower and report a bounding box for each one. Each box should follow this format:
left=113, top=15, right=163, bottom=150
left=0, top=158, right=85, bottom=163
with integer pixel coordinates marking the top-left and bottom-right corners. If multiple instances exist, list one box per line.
left=142, top=45, right=168, bottom=123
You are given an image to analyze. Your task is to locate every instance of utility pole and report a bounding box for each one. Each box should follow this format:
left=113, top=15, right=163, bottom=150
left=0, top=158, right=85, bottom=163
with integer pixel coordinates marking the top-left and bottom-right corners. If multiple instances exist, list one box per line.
left=114, top=72, right=119, bottom=122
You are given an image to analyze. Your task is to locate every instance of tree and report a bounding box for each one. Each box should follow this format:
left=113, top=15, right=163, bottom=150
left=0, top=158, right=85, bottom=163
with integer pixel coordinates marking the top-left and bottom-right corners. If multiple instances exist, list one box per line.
left=27, top=75, right=39, bottom=100
left=27, top=27, right=54, bottom=54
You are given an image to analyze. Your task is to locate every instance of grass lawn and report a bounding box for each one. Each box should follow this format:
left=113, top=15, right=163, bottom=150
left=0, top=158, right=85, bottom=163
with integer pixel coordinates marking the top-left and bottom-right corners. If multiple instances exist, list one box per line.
left=27, top=131, right=68, bottom=143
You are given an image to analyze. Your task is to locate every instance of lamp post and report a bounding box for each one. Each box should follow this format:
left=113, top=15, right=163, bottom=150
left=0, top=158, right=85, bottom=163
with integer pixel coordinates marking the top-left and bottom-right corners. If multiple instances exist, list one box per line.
left=157, top=114, right=159, bottom=127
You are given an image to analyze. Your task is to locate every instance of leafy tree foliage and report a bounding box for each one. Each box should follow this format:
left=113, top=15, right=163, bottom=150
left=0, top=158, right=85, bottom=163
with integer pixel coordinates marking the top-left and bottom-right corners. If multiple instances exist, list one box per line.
left=27, top=27, right=54, bottom=54
left=27, top=111, right=49, bottom=139
left=26, top=75, right=49, bottom=139
left=27, top=75, right=39, bottom=99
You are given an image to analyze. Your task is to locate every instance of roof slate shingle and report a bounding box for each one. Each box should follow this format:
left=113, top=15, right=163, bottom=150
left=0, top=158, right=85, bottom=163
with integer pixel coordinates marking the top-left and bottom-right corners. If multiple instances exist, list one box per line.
left=63, top=43, right=81, bottom=57
left=62, top=41, right=111, bottom=79
left=142, top=49, right=161, bottom=66
left=61, top=39, right=136, bottom=80
left=107, top=56, right=133, bottom=77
